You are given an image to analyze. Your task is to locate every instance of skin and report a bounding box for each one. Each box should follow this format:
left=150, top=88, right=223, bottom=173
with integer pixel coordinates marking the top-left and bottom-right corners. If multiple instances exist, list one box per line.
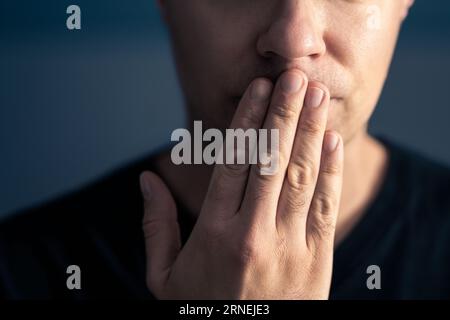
left=140, top=0, right=414, bottom=299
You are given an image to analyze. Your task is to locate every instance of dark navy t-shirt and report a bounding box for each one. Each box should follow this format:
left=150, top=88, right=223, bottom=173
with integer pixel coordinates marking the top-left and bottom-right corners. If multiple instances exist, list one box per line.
left=1, top=138, right=450, bottom=299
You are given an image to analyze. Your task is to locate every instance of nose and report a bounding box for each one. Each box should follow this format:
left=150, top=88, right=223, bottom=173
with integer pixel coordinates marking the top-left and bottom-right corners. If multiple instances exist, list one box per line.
left=257, top=0, right=326, bottom=62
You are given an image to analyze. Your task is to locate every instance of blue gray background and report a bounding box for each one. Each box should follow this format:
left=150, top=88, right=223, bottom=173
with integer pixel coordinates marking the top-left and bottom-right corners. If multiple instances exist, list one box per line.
left=1, top=0, right=450, bottom=219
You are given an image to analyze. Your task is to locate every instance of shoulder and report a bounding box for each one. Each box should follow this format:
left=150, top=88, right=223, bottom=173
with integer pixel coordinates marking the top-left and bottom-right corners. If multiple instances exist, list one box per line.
left=0, top=152, right=159, bottom=298
left=385, top=138, right=450, bottom=201
left=0, top=152, right=155, bottom=239
left=382, top=137, right=450, bottom=228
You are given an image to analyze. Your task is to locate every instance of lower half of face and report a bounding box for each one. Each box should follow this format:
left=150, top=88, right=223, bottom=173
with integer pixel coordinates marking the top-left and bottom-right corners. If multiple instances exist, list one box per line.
left=165, top=0, right=405, bottom=143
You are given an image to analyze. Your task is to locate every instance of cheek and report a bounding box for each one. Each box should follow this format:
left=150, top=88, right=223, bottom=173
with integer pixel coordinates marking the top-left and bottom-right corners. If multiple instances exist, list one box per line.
left=169, top=7, right=258, bottom=129
left=326, top=4, right=401, bottom=136
left=167, top=8, right=232, bottom=118
left=177, top=12, right=251, bottom=86
left=354, top=10, right=400, bottom=108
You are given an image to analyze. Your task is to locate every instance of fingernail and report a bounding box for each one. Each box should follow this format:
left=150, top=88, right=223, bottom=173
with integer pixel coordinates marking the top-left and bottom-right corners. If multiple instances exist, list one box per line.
left=324, top=132, right=339, bottom=153
left=250, top=79, right=272, bottom=102
left=139, top=173, right=152, bottom=200
left=305, top=87, right=324, bottom=108
left=281, top=72, right=304, bottom=94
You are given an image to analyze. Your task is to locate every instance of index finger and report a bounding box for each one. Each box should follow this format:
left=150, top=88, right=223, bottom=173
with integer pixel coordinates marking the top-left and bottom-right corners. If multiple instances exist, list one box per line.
left=201, top=78, right=273, bottom=220
left=240, top=70, right=308, bottom=225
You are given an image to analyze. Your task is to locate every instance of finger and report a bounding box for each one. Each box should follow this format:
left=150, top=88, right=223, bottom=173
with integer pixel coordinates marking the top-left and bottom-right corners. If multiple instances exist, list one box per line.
left=277, top=83, right=330, bottom=234
left=306, top=131, right=344, bottom=252
left=202, top=78, right=273, bottom=219
left=241, top=70, right=308, bottom=224
left=140, top=171, right=181, bottom=297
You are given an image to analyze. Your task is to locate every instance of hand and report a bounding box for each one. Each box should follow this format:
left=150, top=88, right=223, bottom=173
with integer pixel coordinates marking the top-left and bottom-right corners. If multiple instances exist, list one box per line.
left=140, top=70, right=344, bottom=299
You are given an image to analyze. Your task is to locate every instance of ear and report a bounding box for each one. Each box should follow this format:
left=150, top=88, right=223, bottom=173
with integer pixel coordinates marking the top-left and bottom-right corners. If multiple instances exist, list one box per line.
left=400, top=0, right=414, bottom=20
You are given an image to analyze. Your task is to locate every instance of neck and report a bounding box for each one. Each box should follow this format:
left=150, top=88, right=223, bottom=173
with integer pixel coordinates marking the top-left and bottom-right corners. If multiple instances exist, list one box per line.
left=334, top=130, right=388, bottom=245
left=154, top=129, right=388, bottom=246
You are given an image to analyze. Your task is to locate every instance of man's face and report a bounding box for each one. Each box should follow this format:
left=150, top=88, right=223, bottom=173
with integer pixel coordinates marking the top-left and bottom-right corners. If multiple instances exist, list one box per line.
left=161, top=0, right=413, bottom=142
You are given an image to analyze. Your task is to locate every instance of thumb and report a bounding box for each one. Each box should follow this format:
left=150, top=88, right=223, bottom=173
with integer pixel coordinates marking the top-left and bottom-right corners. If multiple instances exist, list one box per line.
left=140, top=171, right=181, bottom=296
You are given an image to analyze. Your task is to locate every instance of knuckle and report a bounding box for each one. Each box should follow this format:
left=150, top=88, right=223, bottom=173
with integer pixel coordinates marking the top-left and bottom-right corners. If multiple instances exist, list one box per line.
left=286, top=158, right=317, bottom=190
left=241, top=108, right=262, bottom=128
left=299, top=118, right=322, bottom=136
left=142, top=217, right=164, bottom=240
left=221, top=162, right=249, bottom=177
left=235, top=236, right=261, bottom=265
left=313, top=190, right=337, bottom=215
left=310, top=218, right=336, bottom=240
left=270, top=102, right=298, bottom=121
left=285, top=193, right=309, bottom=213
left=321, top=161, right=342, bottom=176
